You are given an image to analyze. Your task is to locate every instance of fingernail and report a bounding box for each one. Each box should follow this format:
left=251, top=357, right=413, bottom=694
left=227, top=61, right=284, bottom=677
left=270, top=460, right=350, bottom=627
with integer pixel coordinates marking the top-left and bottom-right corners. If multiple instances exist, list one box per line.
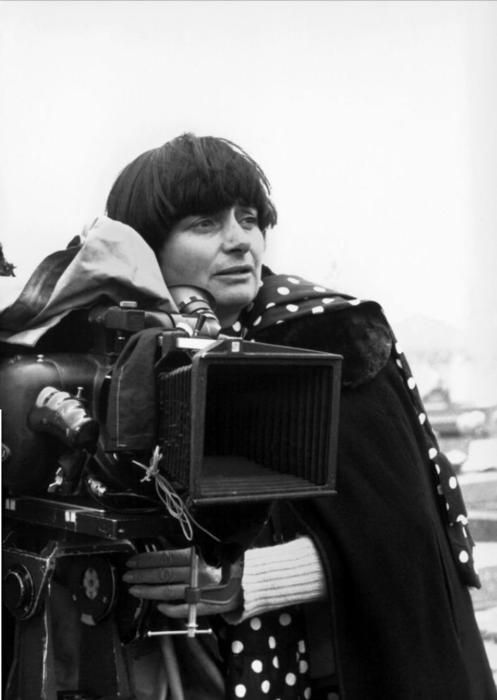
left=122, top=573, right=134, bottom=582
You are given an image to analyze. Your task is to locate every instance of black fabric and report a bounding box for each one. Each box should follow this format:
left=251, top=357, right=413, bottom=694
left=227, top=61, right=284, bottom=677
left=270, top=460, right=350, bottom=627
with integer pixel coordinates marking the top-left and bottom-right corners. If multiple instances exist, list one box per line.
left=220, top=271, right=495, bottom=700
left=253, top=303, right=392, bottom=388
left=238, top=273, right=480, bottom=589
left=289, top=360, right=495, bottom=699
left=243, top=268, right=392, bottom=389
left=105, top=327, right=161, bottom=452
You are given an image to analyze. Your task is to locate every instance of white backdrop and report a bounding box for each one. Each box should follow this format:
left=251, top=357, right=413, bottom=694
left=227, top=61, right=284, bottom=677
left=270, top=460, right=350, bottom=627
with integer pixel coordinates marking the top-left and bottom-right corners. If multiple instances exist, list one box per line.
left=1, top=1, right=496, bottom=400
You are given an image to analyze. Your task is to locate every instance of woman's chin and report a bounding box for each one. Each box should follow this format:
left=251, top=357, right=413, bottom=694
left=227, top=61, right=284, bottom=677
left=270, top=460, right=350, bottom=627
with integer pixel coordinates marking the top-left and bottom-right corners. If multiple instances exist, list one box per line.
left=212, top=287, right=257, bottom=322
left=215, top=297, right=255, bottom=328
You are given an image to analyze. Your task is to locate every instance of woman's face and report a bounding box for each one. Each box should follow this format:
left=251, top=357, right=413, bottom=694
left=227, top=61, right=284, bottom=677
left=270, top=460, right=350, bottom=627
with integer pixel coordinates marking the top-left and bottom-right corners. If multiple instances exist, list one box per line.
left=158, top=204, right=265, bottom=327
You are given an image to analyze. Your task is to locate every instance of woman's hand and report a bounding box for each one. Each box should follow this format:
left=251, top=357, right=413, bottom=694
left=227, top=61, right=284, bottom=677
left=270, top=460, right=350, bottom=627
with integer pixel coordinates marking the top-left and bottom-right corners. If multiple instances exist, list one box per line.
left=122, top=547, right=243, bottom=617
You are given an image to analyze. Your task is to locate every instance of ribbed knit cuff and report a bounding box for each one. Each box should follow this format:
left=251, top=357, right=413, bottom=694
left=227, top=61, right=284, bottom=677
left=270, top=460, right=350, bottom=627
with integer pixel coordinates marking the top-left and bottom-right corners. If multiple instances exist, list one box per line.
left=224, top=536, right=326, bottom=624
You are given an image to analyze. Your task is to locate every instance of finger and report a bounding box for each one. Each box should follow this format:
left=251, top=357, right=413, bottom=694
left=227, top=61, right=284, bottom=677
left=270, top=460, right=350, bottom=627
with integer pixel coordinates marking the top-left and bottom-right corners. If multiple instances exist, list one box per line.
left=123, top=566, right=191, bottom=585
left=157, top=602, right=226, bottom=618
left=128, top=584, right=186, bottom=601
left=126, top=548, right=192, bottom=569
left=157, top=603, right=190, bottom=618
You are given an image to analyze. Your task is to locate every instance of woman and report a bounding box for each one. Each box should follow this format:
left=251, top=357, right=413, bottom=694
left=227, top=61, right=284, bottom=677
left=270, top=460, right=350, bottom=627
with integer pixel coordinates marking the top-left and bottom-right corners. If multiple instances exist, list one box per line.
left=0, top=133, right=493, bottom=699
left=105, top=133, right=496, bottom=699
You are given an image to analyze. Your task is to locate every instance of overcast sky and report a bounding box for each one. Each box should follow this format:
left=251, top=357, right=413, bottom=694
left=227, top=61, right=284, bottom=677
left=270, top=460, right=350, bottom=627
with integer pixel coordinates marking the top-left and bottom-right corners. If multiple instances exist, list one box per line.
left=1, top=1, right=496, bottom=345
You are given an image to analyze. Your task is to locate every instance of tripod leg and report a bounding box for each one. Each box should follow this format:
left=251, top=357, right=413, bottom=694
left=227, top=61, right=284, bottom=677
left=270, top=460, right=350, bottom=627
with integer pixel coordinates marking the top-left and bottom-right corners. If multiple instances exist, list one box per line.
left=5, top=602, right=58, bottom=700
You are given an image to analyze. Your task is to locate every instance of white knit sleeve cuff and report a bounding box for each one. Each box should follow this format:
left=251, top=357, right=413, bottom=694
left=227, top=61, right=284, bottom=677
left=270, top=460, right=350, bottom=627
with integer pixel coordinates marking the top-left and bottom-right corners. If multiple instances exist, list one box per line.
left=224, top=536, right=326, bottom=624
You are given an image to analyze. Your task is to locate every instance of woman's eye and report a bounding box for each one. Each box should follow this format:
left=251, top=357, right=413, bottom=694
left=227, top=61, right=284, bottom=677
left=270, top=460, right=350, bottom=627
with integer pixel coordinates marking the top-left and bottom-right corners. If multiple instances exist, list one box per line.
left=239, top=214, right=259, bottom=229
left=191, top=218, right=216, bottom=232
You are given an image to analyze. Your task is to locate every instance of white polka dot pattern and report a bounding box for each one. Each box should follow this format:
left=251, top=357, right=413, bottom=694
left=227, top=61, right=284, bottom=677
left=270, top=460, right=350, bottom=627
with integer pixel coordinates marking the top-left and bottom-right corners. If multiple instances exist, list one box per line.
left=285, top=672, right=297, bottom=686
left=250, top=617, right=262, bottom=631
left=299, top=659, right=309, bottom=674
left=279, top=612, right=292, bottom=626
left=224, top=607, right=312, bottom=699
left=251, top=660, right=263, bottom=673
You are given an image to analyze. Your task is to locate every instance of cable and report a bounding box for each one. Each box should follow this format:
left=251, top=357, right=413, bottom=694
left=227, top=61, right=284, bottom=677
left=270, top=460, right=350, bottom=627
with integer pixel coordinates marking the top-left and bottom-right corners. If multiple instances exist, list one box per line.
left=132, top=446, right=221, bottom=544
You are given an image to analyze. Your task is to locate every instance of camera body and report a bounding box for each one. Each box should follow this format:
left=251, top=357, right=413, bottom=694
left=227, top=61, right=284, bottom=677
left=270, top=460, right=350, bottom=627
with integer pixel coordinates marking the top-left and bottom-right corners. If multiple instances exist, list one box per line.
left=1, top=290, right=342, bottom=699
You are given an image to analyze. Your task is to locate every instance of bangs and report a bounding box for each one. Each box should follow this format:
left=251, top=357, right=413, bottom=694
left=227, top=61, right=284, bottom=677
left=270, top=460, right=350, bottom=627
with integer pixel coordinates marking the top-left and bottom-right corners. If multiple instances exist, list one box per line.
left=155, top=135, right=277, bottom=230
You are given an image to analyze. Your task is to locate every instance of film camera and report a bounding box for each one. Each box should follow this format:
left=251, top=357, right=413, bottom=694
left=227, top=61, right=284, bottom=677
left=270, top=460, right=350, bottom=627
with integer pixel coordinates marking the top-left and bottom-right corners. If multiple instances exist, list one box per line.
left=1, top=286, right=342, bottom=699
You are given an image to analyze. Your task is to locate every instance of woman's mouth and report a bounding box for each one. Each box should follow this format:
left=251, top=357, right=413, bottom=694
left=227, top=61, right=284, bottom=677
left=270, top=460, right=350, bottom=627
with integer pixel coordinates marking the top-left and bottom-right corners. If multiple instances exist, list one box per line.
left=215, top=265, right=253, bottom=277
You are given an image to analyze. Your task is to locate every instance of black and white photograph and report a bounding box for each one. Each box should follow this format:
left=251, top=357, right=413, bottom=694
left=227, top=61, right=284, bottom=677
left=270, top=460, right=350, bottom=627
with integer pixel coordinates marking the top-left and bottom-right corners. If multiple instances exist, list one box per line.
left=1, top=2, right=496, bottom=698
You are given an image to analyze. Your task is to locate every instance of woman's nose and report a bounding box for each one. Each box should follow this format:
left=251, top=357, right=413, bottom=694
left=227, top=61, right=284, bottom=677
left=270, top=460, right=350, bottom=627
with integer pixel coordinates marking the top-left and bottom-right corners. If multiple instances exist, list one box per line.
left=222, top=214, right=250, bottom=251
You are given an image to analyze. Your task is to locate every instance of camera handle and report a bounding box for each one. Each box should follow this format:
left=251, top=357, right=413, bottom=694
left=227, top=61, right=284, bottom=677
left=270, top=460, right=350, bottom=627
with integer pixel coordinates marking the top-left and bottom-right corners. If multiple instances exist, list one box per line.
left=146, top=550, right=243, bottom=639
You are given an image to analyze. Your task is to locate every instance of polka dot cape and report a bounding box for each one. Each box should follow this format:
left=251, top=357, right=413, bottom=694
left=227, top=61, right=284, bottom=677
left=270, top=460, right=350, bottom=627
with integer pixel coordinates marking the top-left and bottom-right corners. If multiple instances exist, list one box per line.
left=220, top=607, right=313, bottom=700
left=237, top=274, right=368, bottom=335
left=230, top=273, right=480, bottom=589
left=391, top=339, right=480, bottom=586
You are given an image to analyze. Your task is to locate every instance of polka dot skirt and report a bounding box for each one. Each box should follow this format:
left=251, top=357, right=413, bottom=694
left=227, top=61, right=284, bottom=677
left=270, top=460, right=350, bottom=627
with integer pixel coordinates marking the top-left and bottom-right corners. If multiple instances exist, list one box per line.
left=220, top=607, right=313, bottom=699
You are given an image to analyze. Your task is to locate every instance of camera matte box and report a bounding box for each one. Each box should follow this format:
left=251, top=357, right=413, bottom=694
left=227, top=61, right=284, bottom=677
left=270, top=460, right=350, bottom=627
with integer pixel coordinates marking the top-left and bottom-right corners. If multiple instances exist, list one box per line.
left=158, top=338, right=342, bottom=505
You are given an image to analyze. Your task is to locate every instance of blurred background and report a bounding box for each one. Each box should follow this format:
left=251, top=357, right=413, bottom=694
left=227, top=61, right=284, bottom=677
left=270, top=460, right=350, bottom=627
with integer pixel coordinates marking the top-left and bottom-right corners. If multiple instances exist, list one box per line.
left=1, top=0, right=496, bottom=472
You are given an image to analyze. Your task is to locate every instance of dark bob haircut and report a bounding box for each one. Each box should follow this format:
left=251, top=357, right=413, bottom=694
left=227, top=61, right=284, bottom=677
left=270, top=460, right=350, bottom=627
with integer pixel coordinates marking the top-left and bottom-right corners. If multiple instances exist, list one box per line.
left=106, top=133, right=278, bottom=255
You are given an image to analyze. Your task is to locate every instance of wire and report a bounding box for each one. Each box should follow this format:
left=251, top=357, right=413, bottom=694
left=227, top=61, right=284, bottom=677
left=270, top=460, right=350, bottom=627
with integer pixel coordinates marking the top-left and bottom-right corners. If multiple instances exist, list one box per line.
left=132, top=446, right=221, bottom=544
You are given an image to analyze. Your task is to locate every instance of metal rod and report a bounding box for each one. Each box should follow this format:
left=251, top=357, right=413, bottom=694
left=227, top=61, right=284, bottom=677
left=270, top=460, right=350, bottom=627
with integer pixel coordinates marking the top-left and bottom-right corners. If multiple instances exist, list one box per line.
left=146, top=628, right=212, bottom=637
left=186, top=548, right=199, bottom=637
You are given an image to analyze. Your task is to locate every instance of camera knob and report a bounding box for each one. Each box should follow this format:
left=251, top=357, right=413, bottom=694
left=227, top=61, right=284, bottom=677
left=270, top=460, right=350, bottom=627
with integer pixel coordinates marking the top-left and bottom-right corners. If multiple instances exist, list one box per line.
left=3, top=565, right=35, bottom=619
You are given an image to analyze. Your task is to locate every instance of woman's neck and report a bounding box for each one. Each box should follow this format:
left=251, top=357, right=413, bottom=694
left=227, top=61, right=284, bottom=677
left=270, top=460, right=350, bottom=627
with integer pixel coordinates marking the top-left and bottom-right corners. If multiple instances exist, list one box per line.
left=218, top=310, right=240, bottom=330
